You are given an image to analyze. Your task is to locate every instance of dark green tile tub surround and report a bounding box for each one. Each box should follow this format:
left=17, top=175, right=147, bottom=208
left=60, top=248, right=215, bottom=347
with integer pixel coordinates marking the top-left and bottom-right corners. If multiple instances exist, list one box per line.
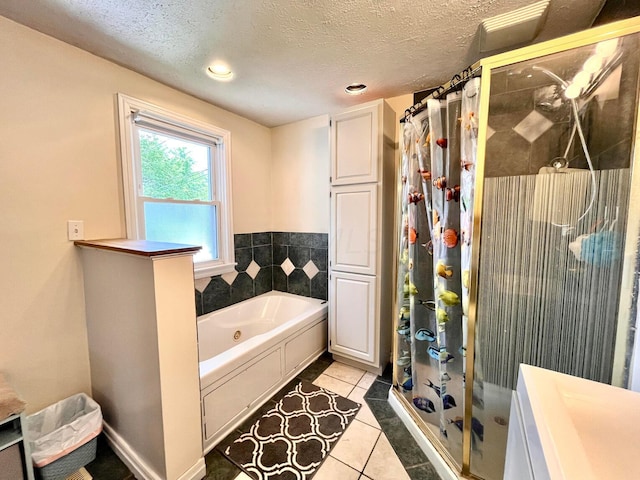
left=198, top=232, right=329, bottom=315
left=273, top=232, right=329, bottom=301
left=202, top=276, right=232, bottom=312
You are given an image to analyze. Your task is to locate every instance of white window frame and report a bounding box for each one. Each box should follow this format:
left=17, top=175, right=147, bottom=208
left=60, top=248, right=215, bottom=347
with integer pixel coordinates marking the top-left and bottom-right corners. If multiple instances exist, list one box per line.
left=117, top=93, right=235, bottom=278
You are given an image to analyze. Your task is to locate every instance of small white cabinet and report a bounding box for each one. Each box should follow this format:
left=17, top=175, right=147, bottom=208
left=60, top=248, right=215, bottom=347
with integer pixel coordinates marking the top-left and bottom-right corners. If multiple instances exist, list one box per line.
left=330, top=104, right=379, bottom=185
left=203, top=349, right=282, bottom=440
left=0, top=414, right=34, bottom=480
left=329, top=271, right=377, bottom=363
left=330, top=184, right=378, bottom=275
left=329, top=99, right=395, bottom=374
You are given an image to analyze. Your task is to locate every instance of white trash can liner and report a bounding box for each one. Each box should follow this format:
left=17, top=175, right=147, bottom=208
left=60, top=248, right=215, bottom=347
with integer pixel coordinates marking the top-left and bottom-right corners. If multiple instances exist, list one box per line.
left=26, top=393, right=103, bottom=467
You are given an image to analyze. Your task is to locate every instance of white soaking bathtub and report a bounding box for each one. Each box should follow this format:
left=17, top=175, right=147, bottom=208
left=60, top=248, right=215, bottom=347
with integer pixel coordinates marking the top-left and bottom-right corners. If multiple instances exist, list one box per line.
left=197, top=291, right=327, bottom=453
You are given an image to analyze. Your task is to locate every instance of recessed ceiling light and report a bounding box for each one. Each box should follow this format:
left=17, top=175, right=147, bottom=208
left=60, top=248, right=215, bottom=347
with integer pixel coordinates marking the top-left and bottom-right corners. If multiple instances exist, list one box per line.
left=345, top=83, right=368, bottom=95
left=207, top=64, right=233, bottom=81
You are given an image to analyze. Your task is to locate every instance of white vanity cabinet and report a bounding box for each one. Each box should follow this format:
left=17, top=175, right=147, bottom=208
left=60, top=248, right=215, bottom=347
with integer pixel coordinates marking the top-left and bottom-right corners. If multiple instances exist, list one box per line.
left=328, top=99, right=395, bottom=374
left=504, top=364, right=640, bottom=480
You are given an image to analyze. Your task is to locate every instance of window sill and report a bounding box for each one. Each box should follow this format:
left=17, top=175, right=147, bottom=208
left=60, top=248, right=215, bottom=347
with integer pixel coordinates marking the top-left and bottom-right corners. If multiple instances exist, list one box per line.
left=194, top=262, right=236, bottom=279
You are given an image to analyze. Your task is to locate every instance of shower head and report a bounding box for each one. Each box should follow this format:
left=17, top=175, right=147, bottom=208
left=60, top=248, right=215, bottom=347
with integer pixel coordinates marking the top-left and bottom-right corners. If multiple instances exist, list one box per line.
left=535, top=84, right=563, bottom=112
left=530, top=66, right=597, bottom=228
left=533, top=45, right=624, bottom=102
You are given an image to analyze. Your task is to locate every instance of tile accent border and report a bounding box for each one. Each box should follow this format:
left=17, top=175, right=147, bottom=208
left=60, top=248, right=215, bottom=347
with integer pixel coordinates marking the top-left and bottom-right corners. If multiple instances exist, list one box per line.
left=196, top=232, right=328, bottom=316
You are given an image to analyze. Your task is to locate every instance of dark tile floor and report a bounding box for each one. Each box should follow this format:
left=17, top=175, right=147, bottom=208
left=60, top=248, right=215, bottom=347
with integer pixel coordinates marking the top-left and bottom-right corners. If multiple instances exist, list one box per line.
left=83, top=352, right=440, bottom=480
left=85, top=435, right=135, bottom=480
left=363, top=365, right=441, bottom=480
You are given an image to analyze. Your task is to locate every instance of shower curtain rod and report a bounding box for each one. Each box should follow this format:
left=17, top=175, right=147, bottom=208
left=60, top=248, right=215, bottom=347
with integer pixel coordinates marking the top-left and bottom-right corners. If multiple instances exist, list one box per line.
left=400, top=61, right=482, bottom=123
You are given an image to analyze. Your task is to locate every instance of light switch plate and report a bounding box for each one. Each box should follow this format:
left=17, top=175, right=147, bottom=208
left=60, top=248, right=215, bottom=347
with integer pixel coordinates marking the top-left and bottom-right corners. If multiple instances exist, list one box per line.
left=67, top=220, right=84, bottom=240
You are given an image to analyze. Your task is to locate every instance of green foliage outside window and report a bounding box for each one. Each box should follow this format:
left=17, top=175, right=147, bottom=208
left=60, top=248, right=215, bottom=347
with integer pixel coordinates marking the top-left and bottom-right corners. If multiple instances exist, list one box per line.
left=140, top=131, right=209, bottom=201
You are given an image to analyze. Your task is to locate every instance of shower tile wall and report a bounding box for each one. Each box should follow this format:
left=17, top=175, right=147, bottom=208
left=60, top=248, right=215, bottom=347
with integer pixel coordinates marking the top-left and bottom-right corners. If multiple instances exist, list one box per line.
left=486, top=69, right=572, bottom=177
left=196, top=232, right=328, bottom=316
left=485, top=50, right=637, bottom=177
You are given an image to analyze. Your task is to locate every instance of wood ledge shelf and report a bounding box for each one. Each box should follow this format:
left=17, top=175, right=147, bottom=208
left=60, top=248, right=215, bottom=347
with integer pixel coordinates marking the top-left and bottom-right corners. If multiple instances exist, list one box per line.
left=74, top=239, right=201, bottom=257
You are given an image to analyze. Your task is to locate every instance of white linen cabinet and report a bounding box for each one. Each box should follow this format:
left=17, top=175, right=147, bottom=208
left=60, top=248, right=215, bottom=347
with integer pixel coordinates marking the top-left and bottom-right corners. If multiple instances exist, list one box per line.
left=329, top=99, right=396, bottom=375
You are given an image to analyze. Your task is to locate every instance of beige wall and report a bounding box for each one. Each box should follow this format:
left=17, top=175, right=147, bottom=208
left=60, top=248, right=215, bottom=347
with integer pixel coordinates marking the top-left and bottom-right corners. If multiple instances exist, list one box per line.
left=269, top=98, right=411, bottom=235
left=271, top=115, right=330, bottom=233
left=384, top=94, right=413, bottom=174
left=385, top=93, right=413, bottom=137
left=0, top=13, right=413, bottom=414
left=0, top=16, right=271, bottom=412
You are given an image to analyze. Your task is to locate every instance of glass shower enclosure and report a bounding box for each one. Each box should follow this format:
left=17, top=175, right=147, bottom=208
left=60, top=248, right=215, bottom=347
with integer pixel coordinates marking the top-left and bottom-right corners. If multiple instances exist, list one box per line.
left=392, top=18, right=640, bottom=480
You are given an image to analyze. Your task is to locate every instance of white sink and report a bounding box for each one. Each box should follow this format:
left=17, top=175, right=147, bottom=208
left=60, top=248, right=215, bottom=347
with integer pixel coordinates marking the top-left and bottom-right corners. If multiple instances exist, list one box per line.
left=505, top=364, right=640, bottom=479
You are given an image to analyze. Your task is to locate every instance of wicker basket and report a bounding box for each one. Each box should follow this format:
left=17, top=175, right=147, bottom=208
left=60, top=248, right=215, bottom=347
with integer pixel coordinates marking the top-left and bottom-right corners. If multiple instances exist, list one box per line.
left=35, top=437, right=97, bottom=480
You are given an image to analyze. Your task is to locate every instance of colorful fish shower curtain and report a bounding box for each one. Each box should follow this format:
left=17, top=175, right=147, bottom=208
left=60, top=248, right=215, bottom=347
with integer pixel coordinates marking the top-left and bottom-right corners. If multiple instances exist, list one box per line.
left=396, top=78, right=481, bottom=460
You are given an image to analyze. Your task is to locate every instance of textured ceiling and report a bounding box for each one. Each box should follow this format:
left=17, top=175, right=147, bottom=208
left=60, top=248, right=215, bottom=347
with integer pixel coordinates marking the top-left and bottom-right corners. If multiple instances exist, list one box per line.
left=0, top=0, right=606, bottom=127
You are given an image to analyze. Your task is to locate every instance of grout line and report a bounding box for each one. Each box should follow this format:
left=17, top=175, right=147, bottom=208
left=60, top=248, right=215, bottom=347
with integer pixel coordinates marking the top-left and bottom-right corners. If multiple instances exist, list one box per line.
left=322, top=369, right=366, bottom=386
left=328, top=454, right=366, bottom=476
left=360, top=429, right=382, bottom=475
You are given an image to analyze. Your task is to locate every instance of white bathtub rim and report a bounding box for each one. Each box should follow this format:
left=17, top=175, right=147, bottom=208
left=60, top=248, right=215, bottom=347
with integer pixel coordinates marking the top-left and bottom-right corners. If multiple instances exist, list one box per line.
left=197, top=291, right=326, bottom=359
left=207, top=291, right=322, bottom=327
left=198, top=293, right=327, bottom=391
left=200, top=309, right=327, bottom=394
left=198, top=300, right=326, bottom=361
left=197, top=291, right=327, bottom=325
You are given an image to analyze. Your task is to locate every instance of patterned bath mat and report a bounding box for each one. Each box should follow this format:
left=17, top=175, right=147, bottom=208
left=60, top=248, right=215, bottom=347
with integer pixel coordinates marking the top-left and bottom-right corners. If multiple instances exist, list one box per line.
left=219, top=380, right=360, bottom=480
left=65, top=468, right=92, bottom=480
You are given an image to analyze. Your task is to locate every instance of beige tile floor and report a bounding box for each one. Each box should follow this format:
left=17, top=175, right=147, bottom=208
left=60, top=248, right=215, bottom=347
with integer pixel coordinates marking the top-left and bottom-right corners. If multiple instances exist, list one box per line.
left=228, top=360, right=410, bottom=480
left=313, top=362, right=409, bottom=480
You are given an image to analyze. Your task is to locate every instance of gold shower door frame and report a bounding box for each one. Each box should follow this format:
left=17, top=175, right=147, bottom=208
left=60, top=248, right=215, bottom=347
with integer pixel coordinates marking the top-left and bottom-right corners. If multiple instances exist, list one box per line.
left=390, top=16, right=640, bottom=479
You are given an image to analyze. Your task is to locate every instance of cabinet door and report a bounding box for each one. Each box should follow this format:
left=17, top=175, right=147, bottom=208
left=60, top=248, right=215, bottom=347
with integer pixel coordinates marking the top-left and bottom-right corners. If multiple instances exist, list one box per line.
left=331, top=184, right=378, bottom=275
left=329, top=271, right=376, bottom=364
left=331, top=103, right=379, bottom=185
left=203, top=349, right=281, bottom=440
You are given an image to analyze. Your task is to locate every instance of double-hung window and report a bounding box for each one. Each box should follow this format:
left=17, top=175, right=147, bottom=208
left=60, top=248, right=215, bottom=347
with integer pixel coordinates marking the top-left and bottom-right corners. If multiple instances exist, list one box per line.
left=117, top=94, right=234, bottom=278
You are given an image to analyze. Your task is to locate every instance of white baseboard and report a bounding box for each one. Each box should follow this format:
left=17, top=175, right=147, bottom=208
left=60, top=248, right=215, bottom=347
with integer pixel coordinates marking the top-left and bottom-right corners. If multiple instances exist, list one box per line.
left=387, top=388, right=460, bottom=480
left=176, top=457, right=206, bottom=480
left=103, top=422, right=206, bottom=480
left=103, top=422, right=162, bottom=480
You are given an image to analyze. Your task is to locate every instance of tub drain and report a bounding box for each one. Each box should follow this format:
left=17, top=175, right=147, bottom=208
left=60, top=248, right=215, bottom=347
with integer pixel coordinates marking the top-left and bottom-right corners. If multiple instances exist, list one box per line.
left=233, top=330, right=242, bottom=341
